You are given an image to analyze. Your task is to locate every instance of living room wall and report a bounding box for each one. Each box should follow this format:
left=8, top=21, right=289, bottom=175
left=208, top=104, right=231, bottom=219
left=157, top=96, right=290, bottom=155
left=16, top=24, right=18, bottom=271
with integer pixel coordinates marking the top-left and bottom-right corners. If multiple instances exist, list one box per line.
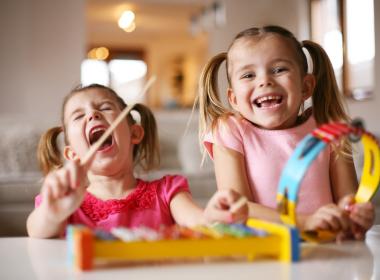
left=347, top=0, right=380, bottom=134
left=0, top=0, right=85, bottom=127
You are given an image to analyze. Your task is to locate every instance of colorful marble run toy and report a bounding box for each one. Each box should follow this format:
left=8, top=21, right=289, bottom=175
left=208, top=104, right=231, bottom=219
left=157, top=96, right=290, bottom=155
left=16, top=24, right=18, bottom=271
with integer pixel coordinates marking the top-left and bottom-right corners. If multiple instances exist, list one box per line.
left=277, top=119, right=380, bottom=242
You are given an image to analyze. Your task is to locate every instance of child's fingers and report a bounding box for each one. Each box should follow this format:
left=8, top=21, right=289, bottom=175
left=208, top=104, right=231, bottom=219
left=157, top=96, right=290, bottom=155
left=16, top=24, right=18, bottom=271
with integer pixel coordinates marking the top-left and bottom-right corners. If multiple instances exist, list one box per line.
left=230, top=209, right=248, bottom=223
left=313, top=219, right=330, bottom=231
left=350, top=212, right=374, bottom=230
left=207, top=207, right=234, bottom=224
left=348, top=222, right=366, bottom=240
left=229, top=197, right=248, bottom=222
left=41, top=178, right=54, bottom=206
left=48, top=169, right=72, bottom=199
left=318, top=211, right=342, bottom=231
left=338, top=194, right=355, bottom=209
left=213, top=190, right=240, bottom=210
left=314, top=205, right=350, bottom=232
left=43, top=173, right=61, bottom=200
left=205, top=190, right=242, bottom=223
left=352, top=202, right=374, bottom=214
left=66, top=159, right=84, bottom=190
left=349, top=203, right=375, bottom=230
left=56, top=169, right=71, bottom=197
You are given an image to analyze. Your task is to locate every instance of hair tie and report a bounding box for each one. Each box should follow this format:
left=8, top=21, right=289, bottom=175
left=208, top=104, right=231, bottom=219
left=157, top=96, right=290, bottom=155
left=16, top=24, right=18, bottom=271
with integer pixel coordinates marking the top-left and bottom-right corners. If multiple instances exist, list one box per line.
left=301, top=42, right=313, bottom=74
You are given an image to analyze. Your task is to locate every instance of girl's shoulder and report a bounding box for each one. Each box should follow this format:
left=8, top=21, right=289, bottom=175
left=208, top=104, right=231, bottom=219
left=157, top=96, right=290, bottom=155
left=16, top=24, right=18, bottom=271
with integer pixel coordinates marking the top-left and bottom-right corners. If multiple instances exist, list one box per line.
left=139, top=174, right=188, bottom=188
left=217, top=113, right=246, bottom=127
left=210, top=113, right=249, bottom=136
left=137, top=175, right=190, bottom=199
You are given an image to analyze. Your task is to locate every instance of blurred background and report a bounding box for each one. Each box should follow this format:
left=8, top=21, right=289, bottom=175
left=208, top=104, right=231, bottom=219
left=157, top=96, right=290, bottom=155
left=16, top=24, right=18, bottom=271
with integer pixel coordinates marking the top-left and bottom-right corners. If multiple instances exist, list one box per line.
left=0, top=0, right=379, bottom=128
left=0, top=0, right=379, bottom=236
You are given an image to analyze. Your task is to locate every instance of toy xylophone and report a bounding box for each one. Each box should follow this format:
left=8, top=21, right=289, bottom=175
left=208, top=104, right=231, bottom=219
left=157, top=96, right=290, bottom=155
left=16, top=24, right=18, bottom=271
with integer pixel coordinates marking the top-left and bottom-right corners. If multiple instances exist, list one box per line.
left=67, top=218, right=299, bottom=271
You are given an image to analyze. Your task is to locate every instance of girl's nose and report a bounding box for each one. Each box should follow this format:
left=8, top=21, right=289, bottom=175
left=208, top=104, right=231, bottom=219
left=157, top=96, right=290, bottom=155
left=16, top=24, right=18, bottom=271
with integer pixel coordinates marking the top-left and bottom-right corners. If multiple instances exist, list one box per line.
left=88, top=111, right=101, bottom=122
left=258, top=75, right=273, bottom=88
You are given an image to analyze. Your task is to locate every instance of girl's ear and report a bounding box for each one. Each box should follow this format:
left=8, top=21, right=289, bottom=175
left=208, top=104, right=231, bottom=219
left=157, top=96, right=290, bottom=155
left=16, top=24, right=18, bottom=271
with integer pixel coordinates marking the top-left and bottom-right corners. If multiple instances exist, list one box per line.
left=227, top=88, right=238, bottom=110
left=130, top=124, right=145, bottom=144
left=302, top=74, right=316, bottom=100
left=63, top=146, right=78, bottom=161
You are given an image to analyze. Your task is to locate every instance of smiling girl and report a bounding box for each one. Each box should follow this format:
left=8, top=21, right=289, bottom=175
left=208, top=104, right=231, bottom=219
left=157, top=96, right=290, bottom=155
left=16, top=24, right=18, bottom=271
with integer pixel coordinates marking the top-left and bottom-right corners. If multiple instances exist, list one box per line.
left=197, top=25, right=374, bottom=240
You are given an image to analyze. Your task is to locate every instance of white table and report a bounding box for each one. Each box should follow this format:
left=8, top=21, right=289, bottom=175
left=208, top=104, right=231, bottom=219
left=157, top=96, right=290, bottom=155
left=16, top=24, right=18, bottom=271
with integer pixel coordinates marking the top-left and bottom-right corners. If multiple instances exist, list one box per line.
left=1, top=226, right=380, bottom=280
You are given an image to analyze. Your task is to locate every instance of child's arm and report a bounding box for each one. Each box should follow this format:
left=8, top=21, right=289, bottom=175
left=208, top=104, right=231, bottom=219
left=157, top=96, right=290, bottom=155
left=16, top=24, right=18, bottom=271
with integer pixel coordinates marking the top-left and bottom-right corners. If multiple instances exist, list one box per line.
left=169, top=189, right=248, bottom=227
left=213, top=144, right=355, bottom=232
left=330, top=151, right=358, bottom=201
left=26, top=160, right=87, bottom=238
left=213, top=144, right=285, bottom=222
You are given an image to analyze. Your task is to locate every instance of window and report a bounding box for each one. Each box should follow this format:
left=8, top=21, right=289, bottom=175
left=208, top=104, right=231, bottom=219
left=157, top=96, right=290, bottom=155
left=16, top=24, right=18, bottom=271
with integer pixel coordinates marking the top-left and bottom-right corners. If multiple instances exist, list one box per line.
left=310, top=0, right=375, bottom=100
left=81, top=49, right=147, bottom=104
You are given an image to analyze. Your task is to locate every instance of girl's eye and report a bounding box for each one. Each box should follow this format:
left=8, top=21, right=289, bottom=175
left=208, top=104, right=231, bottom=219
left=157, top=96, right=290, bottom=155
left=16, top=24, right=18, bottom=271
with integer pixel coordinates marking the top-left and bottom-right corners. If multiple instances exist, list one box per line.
left=100, top=106, right=112, bottom=111
left=74, top=114, right=84, bottom=121
left=241, top=72, right=255, bottom=79
left=272, top=67, right=287, bottom=74
left=99, top=103, right=115, bottom=111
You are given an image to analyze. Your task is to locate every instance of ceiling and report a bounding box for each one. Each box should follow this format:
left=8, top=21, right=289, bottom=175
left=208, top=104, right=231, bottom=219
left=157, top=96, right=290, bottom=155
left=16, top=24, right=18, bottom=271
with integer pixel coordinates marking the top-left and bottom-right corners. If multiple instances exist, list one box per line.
left=86, top=0, right=213, bottom=46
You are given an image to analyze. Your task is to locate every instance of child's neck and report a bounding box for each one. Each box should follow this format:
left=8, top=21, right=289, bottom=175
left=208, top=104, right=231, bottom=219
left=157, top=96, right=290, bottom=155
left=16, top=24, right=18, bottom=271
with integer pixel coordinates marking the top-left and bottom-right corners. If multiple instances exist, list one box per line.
left=87, top=171, right=137, bottom=200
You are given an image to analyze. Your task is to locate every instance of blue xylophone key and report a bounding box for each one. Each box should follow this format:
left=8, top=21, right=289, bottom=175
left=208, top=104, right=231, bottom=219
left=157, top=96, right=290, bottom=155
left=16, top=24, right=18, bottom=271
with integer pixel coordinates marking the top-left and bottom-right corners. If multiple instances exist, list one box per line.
left=94, top=229, right=118, bottom=240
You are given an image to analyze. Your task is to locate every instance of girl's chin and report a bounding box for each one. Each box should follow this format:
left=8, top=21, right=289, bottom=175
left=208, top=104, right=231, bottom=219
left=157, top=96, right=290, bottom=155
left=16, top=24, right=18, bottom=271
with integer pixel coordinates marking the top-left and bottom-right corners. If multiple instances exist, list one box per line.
left=252, top=119, right=290, bottom=130
left=90, top=157, right=119, bottom=169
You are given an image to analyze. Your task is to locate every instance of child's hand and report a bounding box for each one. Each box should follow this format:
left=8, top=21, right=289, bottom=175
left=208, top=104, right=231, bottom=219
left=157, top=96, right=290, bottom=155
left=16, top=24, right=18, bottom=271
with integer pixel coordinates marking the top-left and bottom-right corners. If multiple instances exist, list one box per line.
left=203, top=190, right=248, bottom=224
left=302, top=203, right=350, bottom=233
left=40, top=159, right=87, bottom=222
left=339, top=194, right=375, bottom=240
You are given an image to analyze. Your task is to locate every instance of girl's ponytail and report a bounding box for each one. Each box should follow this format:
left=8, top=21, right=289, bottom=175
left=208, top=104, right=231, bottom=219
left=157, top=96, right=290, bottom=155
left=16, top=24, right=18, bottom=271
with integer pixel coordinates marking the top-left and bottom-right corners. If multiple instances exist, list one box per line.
left=303, top=40, right=352, bottom=157
left=198, top=52, right=230, bottom=145
left=37, top=126, right=63, bottom=176
left=302, top=40, right=350, bottom=125
left=131, top=103, right=160, bottom=171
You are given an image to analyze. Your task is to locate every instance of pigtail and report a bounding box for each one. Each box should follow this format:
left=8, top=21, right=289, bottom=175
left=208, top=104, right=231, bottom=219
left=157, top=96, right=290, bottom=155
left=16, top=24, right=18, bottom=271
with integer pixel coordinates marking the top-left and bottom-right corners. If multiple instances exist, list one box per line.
left=303, top=40, right=352, bottom=158
left=198, top=52, right=230, bottom=146
left=302, top=40, right=350, bottom=125
left=131, top=103, right=160, bottom=171
left=37, top=126, right=64, bottom=176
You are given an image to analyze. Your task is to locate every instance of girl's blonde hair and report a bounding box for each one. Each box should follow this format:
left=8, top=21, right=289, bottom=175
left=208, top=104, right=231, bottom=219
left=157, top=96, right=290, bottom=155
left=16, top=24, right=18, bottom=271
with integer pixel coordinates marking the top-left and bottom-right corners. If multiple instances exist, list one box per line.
left=198, top=25, right=351, bottom=155
left=37, top=84, right=160, bottom=175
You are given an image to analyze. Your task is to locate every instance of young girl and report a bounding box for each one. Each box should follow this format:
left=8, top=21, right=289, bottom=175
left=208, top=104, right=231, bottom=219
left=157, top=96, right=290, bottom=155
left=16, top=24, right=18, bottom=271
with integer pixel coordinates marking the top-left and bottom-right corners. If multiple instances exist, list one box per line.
left=197, top=25, right=374, bottom=240
left=27, top=84, right=247, bottom=238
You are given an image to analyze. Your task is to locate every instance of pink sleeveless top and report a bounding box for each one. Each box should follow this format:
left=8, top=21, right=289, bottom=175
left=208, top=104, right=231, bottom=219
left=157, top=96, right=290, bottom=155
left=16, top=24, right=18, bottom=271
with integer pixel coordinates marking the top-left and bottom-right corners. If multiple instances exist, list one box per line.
left=35, top=175, right=190, bottom=231
left=204, top=115, right=333, bottom=214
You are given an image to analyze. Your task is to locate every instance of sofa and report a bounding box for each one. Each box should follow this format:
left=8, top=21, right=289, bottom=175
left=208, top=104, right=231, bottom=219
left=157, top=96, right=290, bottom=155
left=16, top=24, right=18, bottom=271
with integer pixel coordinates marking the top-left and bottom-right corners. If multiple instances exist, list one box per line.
left=0, top=110, right=379, bottom=236
left=0, top=110, right=217, bottom=236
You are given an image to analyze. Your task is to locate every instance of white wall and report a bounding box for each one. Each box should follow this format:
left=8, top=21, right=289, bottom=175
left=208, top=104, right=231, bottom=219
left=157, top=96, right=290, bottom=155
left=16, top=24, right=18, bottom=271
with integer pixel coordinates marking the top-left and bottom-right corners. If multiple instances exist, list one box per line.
left=347, top=0, right=380, bottom=135
left=209, top=0, right=307, bottom=53
left=0, top=0, right=85, bottom=127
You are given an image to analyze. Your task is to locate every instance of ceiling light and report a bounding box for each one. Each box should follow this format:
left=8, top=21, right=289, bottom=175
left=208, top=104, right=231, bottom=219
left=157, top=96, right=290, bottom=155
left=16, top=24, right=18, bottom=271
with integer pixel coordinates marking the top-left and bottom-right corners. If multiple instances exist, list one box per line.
left=87, top=47, right=109, bottom=60
left=123, top=22, right=136, bottom=33
left=118, top=10, right=135, bottom=30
